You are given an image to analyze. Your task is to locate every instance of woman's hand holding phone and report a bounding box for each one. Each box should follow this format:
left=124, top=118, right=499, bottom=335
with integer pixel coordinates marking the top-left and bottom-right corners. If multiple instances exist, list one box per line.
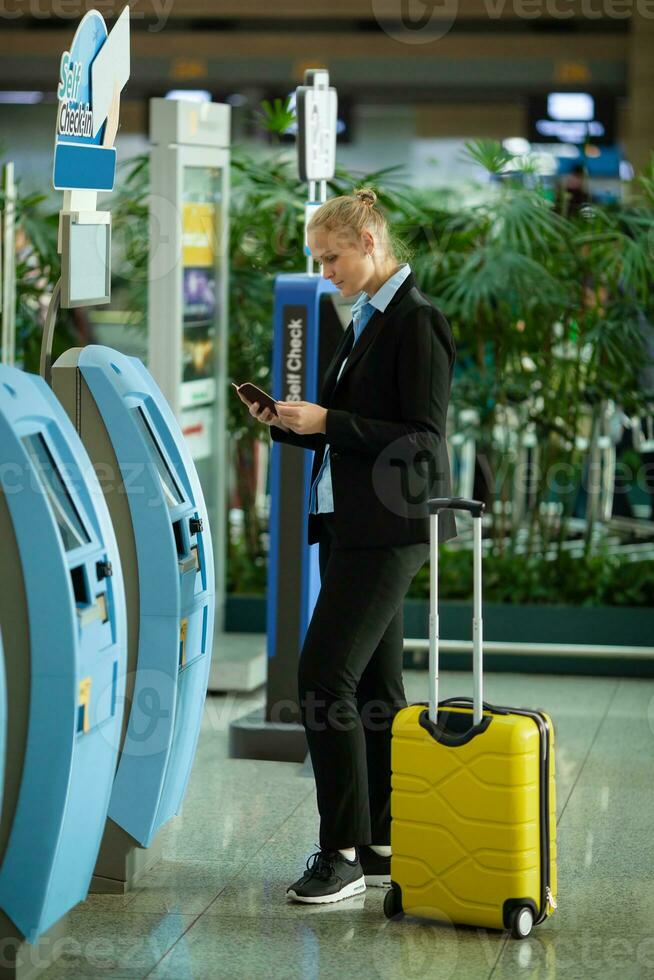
left=233, top=383, right=327, bottom=435
left=233, top=384, right=289, bottom=431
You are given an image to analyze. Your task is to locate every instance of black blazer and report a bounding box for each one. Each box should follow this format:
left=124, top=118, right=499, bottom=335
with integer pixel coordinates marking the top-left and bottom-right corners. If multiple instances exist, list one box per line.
left=271, top=272, right=457, bottom=547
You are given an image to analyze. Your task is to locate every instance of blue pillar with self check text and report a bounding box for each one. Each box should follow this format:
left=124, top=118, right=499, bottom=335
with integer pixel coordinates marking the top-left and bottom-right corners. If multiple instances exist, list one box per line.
left=229, top=273, right=344, bottom=763
left=265, top=275, right=343, bottom=727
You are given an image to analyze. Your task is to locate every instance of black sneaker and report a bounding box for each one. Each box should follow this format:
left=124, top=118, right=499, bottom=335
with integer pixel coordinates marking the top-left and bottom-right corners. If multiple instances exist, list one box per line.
left=287, top=849, right=366, bottom=905
left=359, top=845, right=391, bottom=887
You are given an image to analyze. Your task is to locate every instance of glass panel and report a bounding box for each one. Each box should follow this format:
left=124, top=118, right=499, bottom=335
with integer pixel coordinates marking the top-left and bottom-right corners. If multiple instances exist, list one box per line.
left=131, top=407, right=184, bottom=508
left=181, top=165, right=222, bottom=420
left=22, top=433, right=91, bottom=553
left=180, top=165, right=223, bottom=566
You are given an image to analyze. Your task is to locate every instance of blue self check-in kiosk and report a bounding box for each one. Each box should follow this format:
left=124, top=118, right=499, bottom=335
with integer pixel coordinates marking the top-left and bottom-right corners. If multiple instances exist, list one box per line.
left=0, top=365, right=127, bottom=957
left=52, top=346, right=215, bottom=891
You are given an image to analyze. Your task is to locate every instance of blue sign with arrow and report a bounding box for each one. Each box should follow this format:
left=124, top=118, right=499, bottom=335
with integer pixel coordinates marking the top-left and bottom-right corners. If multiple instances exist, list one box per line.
left=53, top=7, right=130, bottom=193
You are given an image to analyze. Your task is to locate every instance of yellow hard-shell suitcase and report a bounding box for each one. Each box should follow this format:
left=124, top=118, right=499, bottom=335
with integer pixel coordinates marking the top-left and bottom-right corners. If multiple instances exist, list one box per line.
left=386, top=498, right=557, bottom=939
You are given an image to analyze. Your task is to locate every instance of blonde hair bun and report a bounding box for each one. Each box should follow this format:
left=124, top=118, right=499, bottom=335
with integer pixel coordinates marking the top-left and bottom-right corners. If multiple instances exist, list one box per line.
left=355, top=188, right=377, bottom=207
left=306, top=187, right=409, bottom=263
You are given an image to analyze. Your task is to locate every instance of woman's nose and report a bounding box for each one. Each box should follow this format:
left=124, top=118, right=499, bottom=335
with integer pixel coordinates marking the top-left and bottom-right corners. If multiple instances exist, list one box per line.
left=322, top=267, right=333, bottom=281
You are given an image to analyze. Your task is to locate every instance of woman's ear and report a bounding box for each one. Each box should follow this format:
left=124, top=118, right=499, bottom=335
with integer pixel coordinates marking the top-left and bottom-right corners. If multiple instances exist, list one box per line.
left=361, top=230, right=375, bottom=256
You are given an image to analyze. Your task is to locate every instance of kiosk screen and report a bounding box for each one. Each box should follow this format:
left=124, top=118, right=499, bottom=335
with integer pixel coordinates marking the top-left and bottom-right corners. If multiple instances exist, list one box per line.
left=132, top=407, right=184, bottom=508
left=22, top=433, right=91, bottom=552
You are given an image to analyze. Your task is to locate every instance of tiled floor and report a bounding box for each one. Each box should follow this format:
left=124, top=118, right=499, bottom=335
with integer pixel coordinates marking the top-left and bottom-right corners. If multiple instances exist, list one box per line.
left=41, top=670, right=654, bottom=980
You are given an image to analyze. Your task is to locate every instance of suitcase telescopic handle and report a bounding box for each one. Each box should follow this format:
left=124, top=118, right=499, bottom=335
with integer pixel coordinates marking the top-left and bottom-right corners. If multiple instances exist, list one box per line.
left=428, top=497, right=485, bottom=727
left=429, top=497, right=486, bottom=518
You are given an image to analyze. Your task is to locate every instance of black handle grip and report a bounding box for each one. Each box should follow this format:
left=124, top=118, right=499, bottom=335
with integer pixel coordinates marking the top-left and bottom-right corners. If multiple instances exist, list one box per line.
left=418, top=708, right=492, bottom=747
left=429, top=496, right=485, bottom=518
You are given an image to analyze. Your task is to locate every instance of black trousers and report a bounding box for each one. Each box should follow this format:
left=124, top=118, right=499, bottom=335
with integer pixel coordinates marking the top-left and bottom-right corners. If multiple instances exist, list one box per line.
left=298, top=514, right=428, bottom=850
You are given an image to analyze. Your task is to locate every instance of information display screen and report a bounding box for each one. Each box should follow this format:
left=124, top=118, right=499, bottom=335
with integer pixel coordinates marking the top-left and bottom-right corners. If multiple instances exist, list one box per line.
left=22, top=432, right=91, bottom=552
left=131, top=406, right=184, bottom=508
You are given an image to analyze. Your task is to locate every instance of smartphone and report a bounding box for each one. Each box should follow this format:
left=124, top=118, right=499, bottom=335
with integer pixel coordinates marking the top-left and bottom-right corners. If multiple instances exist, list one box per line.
left=233, top=382, right=278, bottom=416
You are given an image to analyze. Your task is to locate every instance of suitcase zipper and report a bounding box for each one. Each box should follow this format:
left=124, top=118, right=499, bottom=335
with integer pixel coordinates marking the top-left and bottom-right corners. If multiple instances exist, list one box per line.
left=504, top=706, right=552, bottom=926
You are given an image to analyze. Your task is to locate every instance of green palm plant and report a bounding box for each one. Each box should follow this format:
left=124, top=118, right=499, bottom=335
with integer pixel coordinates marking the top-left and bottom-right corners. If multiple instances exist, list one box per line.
left=434, top=140, right=654, bottom=561
left=257, top=97, right=296, bottom=143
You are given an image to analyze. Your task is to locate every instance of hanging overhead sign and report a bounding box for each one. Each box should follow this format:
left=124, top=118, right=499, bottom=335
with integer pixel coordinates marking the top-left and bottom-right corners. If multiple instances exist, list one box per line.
left=53, top=6, right=130, bottom=193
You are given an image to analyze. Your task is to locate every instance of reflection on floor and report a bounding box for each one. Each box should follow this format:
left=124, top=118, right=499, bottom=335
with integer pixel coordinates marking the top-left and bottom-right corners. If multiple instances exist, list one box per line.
left=41, top=671, right=654, bottom=980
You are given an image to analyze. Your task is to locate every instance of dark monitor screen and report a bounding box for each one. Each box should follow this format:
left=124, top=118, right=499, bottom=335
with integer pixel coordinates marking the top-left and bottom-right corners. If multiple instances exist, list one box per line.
left=527, top=94, right=616, bottom=145
left=131, top=407, right=184, bottom=509
left=22, top=433, right=91, bottom=553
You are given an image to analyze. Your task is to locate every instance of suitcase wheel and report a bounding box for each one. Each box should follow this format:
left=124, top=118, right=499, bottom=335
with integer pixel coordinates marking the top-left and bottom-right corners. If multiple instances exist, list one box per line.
left=508, top=905, right=534, bottom=940
left=383, top=882, right=403, bottom=919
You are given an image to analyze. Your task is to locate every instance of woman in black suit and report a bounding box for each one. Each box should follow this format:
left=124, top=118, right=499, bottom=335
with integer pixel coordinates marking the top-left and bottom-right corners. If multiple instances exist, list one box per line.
left=238, top=189, right=457, bottom=905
